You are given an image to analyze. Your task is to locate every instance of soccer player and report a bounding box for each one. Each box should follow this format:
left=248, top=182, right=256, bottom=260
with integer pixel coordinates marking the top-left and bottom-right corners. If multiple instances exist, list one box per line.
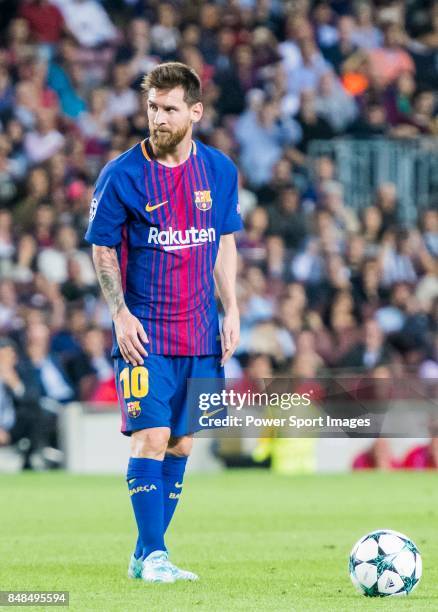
left=85, top=62, right=242, bottom=583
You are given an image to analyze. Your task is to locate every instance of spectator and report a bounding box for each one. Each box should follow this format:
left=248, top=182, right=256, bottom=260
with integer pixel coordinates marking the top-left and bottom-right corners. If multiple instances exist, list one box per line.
left=313, top=1, right=338, bottom=49
left=0, top=136, right=20, bottom=207
left=267, top=187, right=307, bottom=250
left=384, top=71, right=416, bottom=127
left=418, top=335, right=438, bottom=380
left=265, top=235, right=287, bottom=280
left=421, top=209, right=438, bottom=258
left=418, top=3, right=438, bottom=49
left=237, top=353, right=274, bottom=393
left=351, top=2, right=382, bottom=50
left=32, top=203, right=55, bottom=247
left=51, top=305, right=88, bottom=359
left=0, top=66, right=15, bottom=118
left=150, top=3, right=180, bottom=60
left=78, top=88, right=111, bottom=143
left=9, top=233, right=37, bottom=284
left=291, top=237, right=324, bottom=285
left=256, top=156, right=305, bottom=206
left=348, top=100, right=388, bottom=137
left=13, top=79, right=38, bottom=129
left=25, top=321, right=74, bottom=405
left=51, top=0, right=117, bottom=48
left=28, top=60, right=59, bottom=112
left=279, top=15, right=314, bottom=75
left=403, top=436, right=438, bottom=470
left=37, top=224, right=95, bottom=286
left=19, top=0, right=65, bottom=46
left=415, top=255, right=438, bottom=315
left=323, top=16, right=358, bottom=75
left=352, top=258, right=386, bottom=318
left=246, top=319, right=294, bottom=364
left=0, top=209, right=14, bottom=265
left=302, top=155, right=336, bottom=209
left=237, top=173, right=257, bottom=220
left=319, top=180, right=360, bottom=233
left=107, top=63, right=139, bottom=120
left=235, top=96, right=301, bottom=187
left=361, top=206, right=383, bottom=250
left=410, top=89, right=438, bottom=135
left=244, top=265, right=276, bottom=325
left=287, top=38, right=330, bottom=98
left=293, top=329, right=324, bottom=374
left=5, top=119, right=28, bottom=179
left=374, top=182, right=398, bottom=231
left=66, top=325, right=116, bottom=401
left=296, top=89, right=335, bottom=152
left=116, top=18, right=158, bottom=83
left=367, top=22, right=415, bottom=88
left=315, top=71, right=358, bottom=132
left=313, top=294, right=360, bottom=366
left=0, top=279, right=19, bottom=333
left=6, top=17, right=33, bottom=68
left=24, top=108, right=64, bottom=164
left=352, top=439, right=399, bottom=470
left=277, top=296, right=303, bottom=342
left=375, top=283, right=409, bottom=334
left=13, top=166, right=50, bottom=231
left=381, top=230, right=418, bottom=287
left=339, top=318, right=394, bottom=370
left=0, top=337, right=49, bottom=469
left=238, top=206, right=268, bottom=265
left=47, top=38, right=87, bottom=118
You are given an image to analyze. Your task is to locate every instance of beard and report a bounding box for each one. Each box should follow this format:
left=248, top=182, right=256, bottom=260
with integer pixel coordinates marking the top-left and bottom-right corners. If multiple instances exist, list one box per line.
left=149, top=122, right=191, bottom=155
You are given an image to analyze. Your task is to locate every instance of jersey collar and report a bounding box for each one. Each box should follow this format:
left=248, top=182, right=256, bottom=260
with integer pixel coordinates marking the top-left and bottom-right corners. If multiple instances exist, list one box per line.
left=141, top=138, right=197, bottom=163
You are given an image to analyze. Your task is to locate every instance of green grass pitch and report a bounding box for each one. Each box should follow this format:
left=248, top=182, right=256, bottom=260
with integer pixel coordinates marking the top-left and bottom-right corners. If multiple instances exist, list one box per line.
left=0, top=470, right=437, bottom=611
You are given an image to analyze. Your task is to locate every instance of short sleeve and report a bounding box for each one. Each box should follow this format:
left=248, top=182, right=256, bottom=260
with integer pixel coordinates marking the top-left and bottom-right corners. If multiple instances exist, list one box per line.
left=221, top=162, right=243, bottom=235
left=84, top=164, right=127, bottom=247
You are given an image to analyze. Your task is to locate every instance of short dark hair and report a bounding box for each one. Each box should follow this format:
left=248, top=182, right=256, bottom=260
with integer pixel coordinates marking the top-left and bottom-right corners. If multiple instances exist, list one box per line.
left=141, top=62, right=202, bottom=106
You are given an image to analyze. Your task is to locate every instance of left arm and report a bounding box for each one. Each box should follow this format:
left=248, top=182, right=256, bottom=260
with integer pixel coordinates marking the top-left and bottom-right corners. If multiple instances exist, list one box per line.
left=214, top=233, right=240, bottom=366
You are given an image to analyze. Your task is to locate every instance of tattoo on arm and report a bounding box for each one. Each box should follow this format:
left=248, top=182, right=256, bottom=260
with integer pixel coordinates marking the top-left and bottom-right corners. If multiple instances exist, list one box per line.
left=92, top=245, right=126, bottom=318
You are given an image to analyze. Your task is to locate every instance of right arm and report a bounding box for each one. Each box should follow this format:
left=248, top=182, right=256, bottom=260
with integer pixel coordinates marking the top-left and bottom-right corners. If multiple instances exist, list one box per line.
left=92, top=245, right=148, bottom=365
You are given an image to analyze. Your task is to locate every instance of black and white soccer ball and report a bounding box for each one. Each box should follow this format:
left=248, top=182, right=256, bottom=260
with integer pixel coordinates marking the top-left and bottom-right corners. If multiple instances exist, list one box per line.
left=349, top=529, right=422, bottom=597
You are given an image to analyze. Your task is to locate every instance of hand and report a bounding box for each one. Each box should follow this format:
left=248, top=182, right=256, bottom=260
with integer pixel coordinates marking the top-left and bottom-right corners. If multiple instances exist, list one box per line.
left=307, top=311, right=323, bottom=331
left=0, top=368, right=21, bottom=391
left=0, top=348, right=20, bottom=390
left=220, top=306, right=240, bottom=366
left=0, top=428, right=11, bottom=446
left=114, top=307, right=149, bottom=366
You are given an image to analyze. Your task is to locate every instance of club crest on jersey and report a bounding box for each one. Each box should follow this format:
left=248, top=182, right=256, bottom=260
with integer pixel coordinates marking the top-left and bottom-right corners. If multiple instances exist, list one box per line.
left=127, top=400, right=141, bottom=418
left=194, top=190, right=212, bottom=211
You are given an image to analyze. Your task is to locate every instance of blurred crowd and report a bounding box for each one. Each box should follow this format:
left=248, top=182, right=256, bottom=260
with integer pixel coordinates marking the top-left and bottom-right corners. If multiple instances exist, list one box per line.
left=0, top=0, right=437, bottom=467
left=353, top=436, right=438, bottom=469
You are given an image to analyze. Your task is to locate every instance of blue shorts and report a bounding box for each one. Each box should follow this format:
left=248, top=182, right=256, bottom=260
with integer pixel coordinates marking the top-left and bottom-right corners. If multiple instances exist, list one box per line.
left=113, top=353, right=225, bottom=437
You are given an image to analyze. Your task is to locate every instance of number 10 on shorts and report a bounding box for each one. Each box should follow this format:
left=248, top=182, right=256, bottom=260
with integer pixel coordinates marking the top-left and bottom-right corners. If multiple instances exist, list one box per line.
left=119, top=366, right=149, bottom=399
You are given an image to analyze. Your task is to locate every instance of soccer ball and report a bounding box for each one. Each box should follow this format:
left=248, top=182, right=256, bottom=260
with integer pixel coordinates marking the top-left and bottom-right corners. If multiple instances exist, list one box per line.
left=349, top=529, right=422, bottom=597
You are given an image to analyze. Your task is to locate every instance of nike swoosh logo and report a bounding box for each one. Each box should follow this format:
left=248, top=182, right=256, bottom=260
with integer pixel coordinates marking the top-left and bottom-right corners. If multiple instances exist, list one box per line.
left=175, top=482, right=183, bottom=489
left=145, top=200, right=168, bottom=212
left=202, top=407, right=225, bottom=419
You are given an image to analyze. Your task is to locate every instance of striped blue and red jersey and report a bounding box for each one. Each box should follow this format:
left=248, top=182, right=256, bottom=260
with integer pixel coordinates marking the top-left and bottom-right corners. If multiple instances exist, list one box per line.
left=85, top=138, right=243, bottom=356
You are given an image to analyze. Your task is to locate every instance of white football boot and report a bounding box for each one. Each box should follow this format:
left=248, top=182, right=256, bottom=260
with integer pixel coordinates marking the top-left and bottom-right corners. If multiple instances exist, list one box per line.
left=140, top=551, right=176, bottom=584
left=128, top=550, right=198, bottom=582
left=166, top=560, right=199, bottom=582
left=127, top=554, right=143, bottom=580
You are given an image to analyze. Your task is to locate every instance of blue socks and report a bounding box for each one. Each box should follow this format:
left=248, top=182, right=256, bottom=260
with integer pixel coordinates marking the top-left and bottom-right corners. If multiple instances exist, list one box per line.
left=162, top=454, right=188, bottom=532
left=126, top=457, right=165, bottom=559
left=129, top=454, right=188, bottom=560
